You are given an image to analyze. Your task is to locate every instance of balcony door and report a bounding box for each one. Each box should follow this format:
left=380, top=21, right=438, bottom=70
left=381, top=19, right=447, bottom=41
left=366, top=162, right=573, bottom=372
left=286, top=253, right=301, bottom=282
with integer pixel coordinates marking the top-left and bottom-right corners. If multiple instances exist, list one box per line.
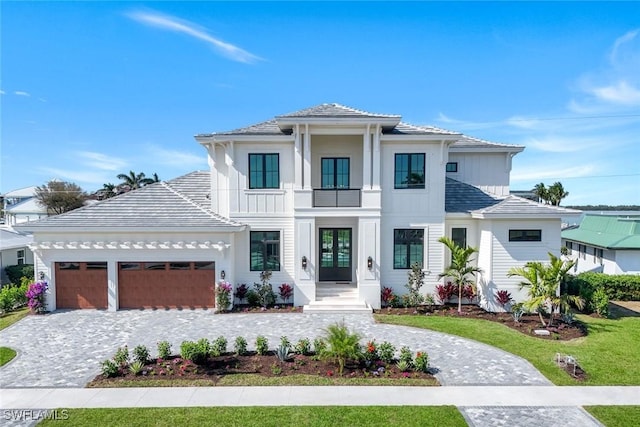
left=319, top=228, right=352, bottom=282
left=321, top=158, right=350, bottom=189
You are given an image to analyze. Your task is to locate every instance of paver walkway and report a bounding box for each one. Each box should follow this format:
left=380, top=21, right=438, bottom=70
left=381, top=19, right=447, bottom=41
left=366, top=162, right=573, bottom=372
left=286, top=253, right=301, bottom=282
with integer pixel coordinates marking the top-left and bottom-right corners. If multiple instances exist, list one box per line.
left=0, top=310, right=615, bottom=426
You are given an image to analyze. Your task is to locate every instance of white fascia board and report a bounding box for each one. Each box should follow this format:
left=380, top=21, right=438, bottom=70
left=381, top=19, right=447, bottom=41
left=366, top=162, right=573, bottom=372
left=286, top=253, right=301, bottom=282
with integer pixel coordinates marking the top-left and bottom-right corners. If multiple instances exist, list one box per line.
left=381, top=135, right=460, bottom=142
left=195, top=135, right=294, bottom=145
left=449, top=146, right=525, bottom=154
left=276, top=117, right=401, bottom=128
left=445, top=212, right=473, bottom=219
left=16, top=225, right=246, bottom=233
left=471, top=212, right=566, bottom=219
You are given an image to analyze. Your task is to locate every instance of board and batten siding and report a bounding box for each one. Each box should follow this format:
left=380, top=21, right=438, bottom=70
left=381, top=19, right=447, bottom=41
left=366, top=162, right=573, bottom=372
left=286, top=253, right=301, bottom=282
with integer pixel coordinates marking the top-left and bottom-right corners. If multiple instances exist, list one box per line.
left=478, top=219, right=562, bottom=310
left=447, top=153, right=512, bottom=196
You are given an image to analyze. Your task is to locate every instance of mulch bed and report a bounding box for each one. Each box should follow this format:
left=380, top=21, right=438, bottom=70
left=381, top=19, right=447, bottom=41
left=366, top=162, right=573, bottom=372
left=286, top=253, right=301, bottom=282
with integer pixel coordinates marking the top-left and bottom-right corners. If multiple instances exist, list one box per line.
left=229, top=304, right=303, bottom=313
left=374, top=304, right=588, bottom=341
left=88, top=353, right=436, bottom=387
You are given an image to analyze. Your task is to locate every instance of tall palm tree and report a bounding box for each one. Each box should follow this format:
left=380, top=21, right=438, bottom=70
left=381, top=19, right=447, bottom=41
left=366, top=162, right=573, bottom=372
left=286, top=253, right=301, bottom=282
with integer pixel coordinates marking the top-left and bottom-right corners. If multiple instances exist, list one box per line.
left=97, top=183, right=117, bottom=200
left=508, top=253, right=584, bottom=326
left=547, top=182, right=569, bottom=206
left=438, top=237, right=482, bottom=314
left=532, top=182, right=548, bottom=204
left=116, top=171, right=154, bottom=191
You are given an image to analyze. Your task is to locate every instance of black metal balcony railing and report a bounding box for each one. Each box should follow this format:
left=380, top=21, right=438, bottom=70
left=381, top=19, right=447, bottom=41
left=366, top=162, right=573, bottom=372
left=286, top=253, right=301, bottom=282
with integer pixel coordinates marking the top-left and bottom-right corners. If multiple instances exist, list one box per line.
left=313, top=189, right=361, bottom=207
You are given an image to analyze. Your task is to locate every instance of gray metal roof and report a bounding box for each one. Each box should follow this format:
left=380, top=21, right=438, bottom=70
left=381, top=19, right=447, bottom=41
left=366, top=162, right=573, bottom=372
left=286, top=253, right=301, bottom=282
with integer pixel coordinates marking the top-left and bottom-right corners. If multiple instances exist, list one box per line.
left=472, top=195, right=582, bottom=217
left=206, top=119, right=289, bottom=136
left=445, top=178, right=501, bottom=213
left=276, top=103, right=401, bottom=119
left=385, top=121, right=460, bottom=136
left=16, top=172, right=243, bottom=231
left=0, top=228, right=33, bottom=251
left=451, top=135, right=525, bottom=150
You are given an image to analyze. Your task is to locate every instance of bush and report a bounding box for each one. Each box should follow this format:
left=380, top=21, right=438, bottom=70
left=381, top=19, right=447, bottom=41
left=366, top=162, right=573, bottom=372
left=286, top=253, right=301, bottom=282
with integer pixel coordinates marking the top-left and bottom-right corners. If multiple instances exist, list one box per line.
left=313, top=338, right=326, bottom=355
left=567, top=272, right=640, bottom=302
left=278, top=283, right=293, bottom=303
left=592, top=287, right=610, bottom=317
left=133, top=345, right=150, bottom=364
left=414, top=351, right=429, bottom=373
left=215, top=282, right=232, bottom=311
left=246, top=289, right=260, bottom=307
left=180, top=339, right=209, bottom=364
left=129, top=360, right=144, bottom=376
left=4, top=265, right=34, bottom=285
left=234, top=284, right=249, bottom=304
left=320, top=321, right=362, bottom=376
left=378, top=341, right=396, bottom=364
left=0, top=282, right=29, bottom=313
left=294, top=338, right=311, bottom=356
left=26, top=281, right=48, bottom=313
left=113, top=346, right=129, bottom=366
left=101, top=359, right=119, bottom=378
left=399, top=346, right=413, bottom=368
left=234, top=336, right=248, bottom=356
left=211, top=336, right=227, bottom=356
left=157, top=341, right=171, bottom=359
left=255, top=335, right=269, bottom=355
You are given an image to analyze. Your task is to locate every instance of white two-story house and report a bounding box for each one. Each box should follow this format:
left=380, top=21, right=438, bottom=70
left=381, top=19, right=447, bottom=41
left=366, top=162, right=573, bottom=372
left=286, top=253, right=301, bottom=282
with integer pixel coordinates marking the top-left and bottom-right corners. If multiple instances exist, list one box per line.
left=19, top=104, right=578, bottom=312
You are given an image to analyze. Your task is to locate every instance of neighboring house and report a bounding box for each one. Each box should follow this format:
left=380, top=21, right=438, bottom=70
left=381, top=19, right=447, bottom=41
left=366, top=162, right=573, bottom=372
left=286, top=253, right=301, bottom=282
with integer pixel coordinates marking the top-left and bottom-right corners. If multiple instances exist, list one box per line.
left=18, top=103, right=579, bottom=312
left=562, top=214, right=640, bottom=274
left=0, top=228, right=34, bottom=286
left=2, top=186, right=48, bottom=225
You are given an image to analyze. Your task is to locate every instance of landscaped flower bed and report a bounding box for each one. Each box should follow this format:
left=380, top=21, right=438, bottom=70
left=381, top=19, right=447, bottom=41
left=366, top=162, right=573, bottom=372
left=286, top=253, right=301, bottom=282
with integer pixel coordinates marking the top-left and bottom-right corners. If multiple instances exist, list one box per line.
left=89, top=323, right=438, bottom=387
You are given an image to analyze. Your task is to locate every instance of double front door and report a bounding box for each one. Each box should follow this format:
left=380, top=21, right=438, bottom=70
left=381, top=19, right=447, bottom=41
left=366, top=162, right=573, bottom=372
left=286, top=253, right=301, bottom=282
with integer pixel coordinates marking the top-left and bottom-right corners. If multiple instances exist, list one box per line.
left=319, top=228, right=352, bottom=282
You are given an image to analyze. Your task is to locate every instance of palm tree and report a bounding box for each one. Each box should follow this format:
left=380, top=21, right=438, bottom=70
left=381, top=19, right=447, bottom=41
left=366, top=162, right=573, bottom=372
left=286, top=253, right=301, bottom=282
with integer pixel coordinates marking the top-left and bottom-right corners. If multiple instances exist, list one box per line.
left=97, top=183, right=117, bottom=200
left=116, top=171, right=155, bottom=191
left=547, top=182, right=569, bottom=206
left=508, top=253, right=584, bottom=327
left=532, top=182, right=548, bottom=204
left=438, top=236, right=482, bottom=314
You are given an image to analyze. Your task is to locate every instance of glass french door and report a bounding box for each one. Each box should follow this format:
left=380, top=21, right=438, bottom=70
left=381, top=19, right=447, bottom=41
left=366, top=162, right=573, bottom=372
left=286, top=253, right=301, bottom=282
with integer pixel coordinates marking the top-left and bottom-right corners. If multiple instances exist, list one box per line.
left=318, top=228, right=352, bottom=282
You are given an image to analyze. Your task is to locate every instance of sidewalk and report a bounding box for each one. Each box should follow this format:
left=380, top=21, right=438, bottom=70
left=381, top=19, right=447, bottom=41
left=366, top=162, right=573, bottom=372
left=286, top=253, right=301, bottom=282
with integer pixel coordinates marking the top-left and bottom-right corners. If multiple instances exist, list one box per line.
left=2, top=386, right=639, bottom=409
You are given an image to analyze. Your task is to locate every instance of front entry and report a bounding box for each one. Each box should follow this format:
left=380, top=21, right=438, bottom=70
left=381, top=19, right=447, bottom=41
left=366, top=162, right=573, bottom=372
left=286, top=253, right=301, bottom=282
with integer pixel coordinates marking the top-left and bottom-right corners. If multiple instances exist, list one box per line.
left=319, top=228, right=352, bottom=282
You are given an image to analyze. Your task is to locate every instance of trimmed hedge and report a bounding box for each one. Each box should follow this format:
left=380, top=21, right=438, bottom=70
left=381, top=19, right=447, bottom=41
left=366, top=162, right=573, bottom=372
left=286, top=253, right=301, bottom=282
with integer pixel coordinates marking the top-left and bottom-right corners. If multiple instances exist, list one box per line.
left=4, top=264, right=34, bottom=285
left=0, top=282, right=28, bottom=313
left=567, top=272, right=640, bottom=305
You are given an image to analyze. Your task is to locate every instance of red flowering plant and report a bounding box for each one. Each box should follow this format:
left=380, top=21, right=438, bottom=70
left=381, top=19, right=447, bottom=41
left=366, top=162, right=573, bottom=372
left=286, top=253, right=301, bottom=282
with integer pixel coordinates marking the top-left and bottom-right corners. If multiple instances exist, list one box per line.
left=234, top=284, right=249, bottom=305
left=435, top=281, right=457, bottom=305
left=278, top=283, right=293, bottom=304
left=216, top=281, right=233, bottom=312
left=363, top=340, right=379, bottom=367
left=461, top=284, right=476, bottom=303
left=380, top=287, right=397, bottom=307
left=26, top=281, right=48, bottom=314
left=495, top=290, right=513, bottom=310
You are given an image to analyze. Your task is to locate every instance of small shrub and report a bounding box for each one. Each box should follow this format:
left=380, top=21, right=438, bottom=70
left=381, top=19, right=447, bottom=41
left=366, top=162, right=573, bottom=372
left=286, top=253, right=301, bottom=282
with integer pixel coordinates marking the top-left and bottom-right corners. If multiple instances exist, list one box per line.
left=246, top=289, right=260, bottom=307
left=234, top=336, right=248, bottom=356
left=275, top=344, right=290, bottom=362
left=129, top=360, right=144, bottom=376
left=157, top=341, right=171, bottom=360
left=495, top=290, right=513, bottom=310
left=216, top=281, right=232, bottom=311
left=133, top=345, right=150, bottom=364
left=399, top=346, right=413, bottom=367
left=0, top=282, right=29, bottom=313
left=255, top=335, right=269, bottom=355
left=461, top=284, right=476, bottom=302
left=211, top=336, right=227, bottom=356
left=561, top=312, right=576, bottom=325
left=234, top=284, right=249, bottom=304
left=26, top=281, right=48, bottom=313
left=435, top=282, right=457, bottom=304
left=180, top=340, right=209, bottom=364
left=378, top=341, right=396, bottom=364
left=280, top=336, right=291, bottom=349
left=511, top=303, right=525, bottom=323
left=113, top=346, right=130, bottom=366
left=381, top=287, right=397, bottom=307
left=294, top=338, right=311, bottom=355
left=396, top=360, right=410, bottom=372
left=278, top=283, right=293, bottom=303
left=321, top=321, right=362, bottom=376
left=363, top=340, right=378, bottom=366
left=414, top=351, right=429, bottom=373
left=270, top=362, right=282, bottom=375
left=101, top=359, right=119, bottom=378
left=253, top=270, right=277, bottom=308
left=592, top=287, right=609, bottom=317
left=313, top=338, right=327, bottom=355
left=404, top=262, right=426, bottom=307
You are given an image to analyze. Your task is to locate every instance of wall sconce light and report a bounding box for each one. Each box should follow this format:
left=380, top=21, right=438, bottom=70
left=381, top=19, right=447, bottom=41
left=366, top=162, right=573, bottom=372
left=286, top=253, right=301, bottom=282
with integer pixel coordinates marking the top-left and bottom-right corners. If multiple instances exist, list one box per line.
left=220, top=270, right=226, bottom=280
left=39, top=271, right=45, bottom=281
left=367, top=256, right=373, bottom=270
left=301, top=256, right=308, bottom=270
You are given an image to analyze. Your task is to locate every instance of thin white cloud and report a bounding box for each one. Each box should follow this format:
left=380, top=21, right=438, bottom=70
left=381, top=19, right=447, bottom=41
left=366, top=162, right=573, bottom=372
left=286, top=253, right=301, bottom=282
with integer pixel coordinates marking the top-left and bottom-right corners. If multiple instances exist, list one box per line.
left=127, top=10, right=262, bottom=64
left=39, top=167, right=114, bottom=186
left=610, top=29, right=639, bottom=64
left=521, top=135, right=610, bottom=153
left=590, top=80, right=640, bottom=106
left=511, top=164, right=597, bottom=182
left=0, top=90, right=5, bottom=95
left=149, top=146, right=208, bottom=168
left=14, top=91, right=31, bottom=97
left=77, top=151, right=129, bottom=171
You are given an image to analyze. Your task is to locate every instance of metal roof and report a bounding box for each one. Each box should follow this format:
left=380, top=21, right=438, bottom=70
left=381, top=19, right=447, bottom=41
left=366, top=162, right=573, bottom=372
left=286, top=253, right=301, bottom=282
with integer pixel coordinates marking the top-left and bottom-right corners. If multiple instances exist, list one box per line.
left=562, top=214, right=640, bottom=249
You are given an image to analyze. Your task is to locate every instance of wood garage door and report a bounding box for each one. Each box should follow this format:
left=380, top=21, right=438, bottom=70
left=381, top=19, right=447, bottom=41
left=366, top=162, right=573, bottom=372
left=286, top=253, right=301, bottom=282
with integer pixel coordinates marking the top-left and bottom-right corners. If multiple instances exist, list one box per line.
left=55, top=262, right=108, bottom=309
left=118, top=262, right=215, bottom=309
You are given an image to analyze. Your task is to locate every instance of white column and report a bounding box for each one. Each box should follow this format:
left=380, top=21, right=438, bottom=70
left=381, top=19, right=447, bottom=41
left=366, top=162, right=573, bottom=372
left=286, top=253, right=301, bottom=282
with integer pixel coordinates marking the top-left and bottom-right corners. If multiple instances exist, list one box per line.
left=294, top=124, right=302, bottom=189
left=207, top=144, right=218, bottom=212
left=303, top=124, right=311, bottom=189
left=107, top=260, right=118, bottom=312
left=372, top=124, right=381, bottom=189
left=362, top=124, right=371, bottom=189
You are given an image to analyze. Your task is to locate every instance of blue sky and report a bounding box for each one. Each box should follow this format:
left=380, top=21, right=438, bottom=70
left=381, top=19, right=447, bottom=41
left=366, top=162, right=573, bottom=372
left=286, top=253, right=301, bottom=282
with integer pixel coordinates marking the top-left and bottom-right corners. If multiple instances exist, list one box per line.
left=2, top=1, right=639, bottom=205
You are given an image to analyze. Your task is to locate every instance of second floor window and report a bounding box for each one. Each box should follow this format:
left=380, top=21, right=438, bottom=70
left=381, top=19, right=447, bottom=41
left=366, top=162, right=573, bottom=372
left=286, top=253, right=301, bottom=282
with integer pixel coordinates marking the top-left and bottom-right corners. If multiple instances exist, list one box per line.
left=446, top=162, right=458, bottom=172
left=249, top=153, right=279, bottom=189
left=321, top=158, right=350, bottom=189
left=394, top=153, right=425, bottom=189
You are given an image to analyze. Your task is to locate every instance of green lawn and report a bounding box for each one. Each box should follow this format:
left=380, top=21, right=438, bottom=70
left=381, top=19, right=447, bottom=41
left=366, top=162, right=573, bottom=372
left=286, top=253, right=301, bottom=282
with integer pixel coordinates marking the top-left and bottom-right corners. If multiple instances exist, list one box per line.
left=375, top=313, right=640, bottom=385
left=585, top=406, right=640, bottom=427
left=0, top=307, right=29, bottom=330
left=39, top=407, right=465, bottom=427
left=0, top=346, right=17, bottom=366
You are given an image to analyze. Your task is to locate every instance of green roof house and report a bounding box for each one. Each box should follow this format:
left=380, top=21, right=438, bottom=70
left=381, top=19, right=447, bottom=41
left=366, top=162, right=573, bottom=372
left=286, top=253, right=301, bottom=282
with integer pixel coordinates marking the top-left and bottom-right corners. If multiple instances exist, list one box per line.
left=562, top=214, right=640, bottom=274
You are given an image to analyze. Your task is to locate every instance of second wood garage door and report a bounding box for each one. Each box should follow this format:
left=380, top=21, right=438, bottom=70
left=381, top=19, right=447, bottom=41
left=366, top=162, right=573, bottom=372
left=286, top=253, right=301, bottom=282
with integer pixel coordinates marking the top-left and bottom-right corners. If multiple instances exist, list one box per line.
left=118, top=262, right=215, bottom=309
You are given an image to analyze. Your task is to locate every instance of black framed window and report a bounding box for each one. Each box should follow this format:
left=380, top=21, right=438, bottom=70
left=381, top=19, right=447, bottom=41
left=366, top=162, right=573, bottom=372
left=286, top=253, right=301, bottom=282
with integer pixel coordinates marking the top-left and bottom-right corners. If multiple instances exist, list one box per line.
left=249, top=153, right=279, bottom=189
left=394, top=153, right=425, bottom=189
left=321, top=158, right=350, bottom=189
left=509, top=229, right=542, bottom=242
left=446, top=162, right=458, bottom=173
left=250, top=231, right=281, bottom=271
left=452, top=227, right=467, bottom=249
left=393, top=229, right=424, bottom=269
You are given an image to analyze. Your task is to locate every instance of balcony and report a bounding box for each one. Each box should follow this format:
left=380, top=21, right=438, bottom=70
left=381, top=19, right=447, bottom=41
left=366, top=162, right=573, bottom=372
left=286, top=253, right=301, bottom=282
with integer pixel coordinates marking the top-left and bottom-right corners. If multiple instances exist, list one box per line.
left=313, top=189, right=361, bottom=208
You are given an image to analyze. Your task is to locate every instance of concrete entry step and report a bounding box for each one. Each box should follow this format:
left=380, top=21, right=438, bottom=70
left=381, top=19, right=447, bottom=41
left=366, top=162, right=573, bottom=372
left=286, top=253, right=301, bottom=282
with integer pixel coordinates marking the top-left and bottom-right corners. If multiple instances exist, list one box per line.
left=306, top=283, right=372, bottom=313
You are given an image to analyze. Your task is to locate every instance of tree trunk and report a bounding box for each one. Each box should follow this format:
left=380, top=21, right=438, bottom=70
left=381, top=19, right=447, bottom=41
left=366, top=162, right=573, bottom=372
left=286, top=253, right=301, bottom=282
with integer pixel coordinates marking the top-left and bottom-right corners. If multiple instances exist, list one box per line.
left=458, top=283, right=462, bottom=314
